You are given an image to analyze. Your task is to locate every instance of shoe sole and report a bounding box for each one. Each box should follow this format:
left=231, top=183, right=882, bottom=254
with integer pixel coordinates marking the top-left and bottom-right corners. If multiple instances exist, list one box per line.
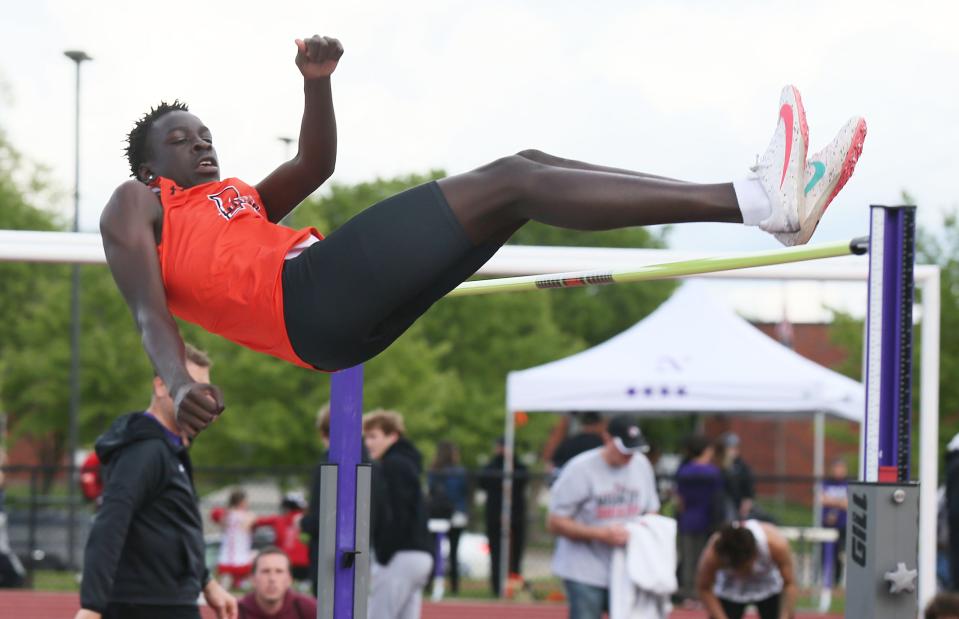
left=793, top=117, right=867, bottom=245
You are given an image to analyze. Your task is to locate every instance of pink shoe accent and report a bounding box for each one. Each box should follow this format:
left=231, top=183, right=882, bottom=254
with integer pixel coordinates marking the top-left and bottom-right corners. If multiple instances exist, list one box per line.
left=778, top=85, right=809, bottom=190
left=779, top=104, right=793, bottom=189
left=823, top=118, right=867, bottom=212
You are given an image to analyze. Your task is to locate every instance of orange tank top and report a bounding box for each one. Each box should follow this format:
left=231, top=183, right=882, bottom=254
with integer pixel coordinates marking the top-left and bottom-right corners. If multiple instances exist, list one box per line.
left=154, top=176, right=322, bottom=369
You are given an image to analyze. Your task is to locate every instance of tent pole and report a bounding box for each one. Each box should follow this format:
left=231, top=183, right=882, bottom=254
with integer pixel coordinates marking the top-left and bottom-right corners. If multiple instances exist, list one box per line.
left=918, top=272, right=941, bottom=610
left=499, top=407, right=516, bottom=598
left=813, top=410, right=824, bottom=529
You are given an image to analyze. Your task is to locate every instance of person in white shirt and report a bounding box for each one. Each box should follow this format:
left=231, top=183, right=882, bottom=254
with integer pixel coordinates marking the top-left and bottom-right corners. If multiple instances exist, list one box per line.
left=217, top=489, right=257, bottom=589
left=547, top=414, right=659, bottom=619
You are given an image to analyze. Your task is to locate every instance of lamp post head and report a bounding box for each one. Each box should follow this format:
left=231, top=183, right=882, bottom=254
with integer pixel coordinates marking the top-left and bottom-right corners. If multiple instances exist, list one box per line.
left=63, top=50, right=92, bottom=63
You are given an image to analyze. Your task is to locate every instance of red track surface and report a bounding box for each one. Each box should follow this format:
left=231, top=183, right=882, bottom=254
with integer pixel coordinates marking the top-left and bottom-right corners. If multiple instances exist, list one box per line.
left=2, top=591, right=843, bottom=618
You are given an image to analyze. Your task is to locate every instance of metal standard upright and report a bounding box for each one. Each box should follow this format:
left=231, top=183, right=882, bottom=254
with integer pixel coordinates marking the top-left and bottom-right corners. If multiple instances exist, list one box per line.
left=317, top=365, right=372, bottom=619
left=846, top=205, right=919, bottom=618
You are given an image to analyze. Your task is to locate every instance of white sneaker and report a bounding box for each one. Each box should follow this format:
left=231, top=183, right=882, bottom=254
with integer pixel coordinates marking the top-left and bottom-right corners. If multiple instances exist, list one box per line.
left=774, top=116, right=867, bottom=246
left=755, top=85, right=808, bottom=234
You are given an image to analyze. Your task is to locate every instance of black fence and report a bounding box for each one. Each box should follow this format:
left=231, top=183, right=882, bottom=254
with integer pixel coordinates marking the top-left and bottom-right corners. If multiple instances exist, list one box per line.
left=0, top=464, right=833, bottom=581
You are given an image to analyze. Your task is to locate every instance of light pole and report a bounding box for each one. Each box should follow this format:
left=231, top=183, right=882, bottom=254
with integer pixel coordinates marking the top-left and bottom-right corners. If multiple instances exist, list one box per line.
left=64, top=49, right=91, bottom=572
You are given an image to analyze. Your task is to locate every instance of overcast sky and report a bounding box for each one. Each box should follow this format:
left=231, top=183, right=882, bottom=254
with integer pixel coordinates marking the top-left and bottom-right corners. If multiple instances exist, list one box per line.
left=2, top=0, right=956, bottom=321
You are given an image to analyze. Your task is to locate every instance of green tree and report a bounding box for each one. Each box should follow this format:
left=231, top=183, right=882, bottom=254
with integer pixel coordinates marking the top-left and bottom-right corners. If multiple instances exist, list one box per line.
left=916, top=205, right=959, bottom=457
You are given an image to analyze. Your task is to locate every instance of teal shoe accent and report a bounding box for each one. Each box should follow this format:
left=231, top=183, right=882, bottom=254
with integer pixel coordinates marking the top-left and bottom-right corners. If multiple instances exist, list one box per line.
left=804, top=161, right=826, bottom=196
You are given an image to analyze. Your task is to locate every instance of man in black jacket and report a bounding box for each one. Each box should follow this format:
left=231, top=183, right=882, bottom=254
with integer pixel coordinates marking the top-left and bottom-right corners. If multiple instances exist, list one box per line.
left=75, top=345, right=236, bottom=619
left=363, top=410, right=432, bottom=619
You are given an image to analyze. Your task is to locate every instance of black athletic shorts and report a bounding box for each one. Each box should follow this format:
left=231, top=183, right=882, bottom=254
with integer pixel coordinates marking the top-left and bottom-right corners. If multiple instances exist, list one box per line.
left=716, top=593, right=781, bottom=619
left=282, top=181, right=501, bottom=371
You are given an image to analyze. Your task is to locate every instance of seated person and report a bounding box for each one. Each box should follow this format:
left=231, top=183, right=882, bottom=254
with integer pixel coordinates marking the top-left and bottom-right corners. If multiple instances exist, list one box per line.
left=238, top=547, right=317, bottom=619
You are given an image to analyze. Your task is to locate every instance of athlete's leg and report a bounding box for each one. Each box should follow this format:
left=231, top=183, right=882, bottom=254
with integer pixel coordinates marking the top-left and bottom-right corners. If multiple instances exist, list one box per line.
left=516, top=148, right=690, bottom=183
left=436, top=153, right=741, bottom=245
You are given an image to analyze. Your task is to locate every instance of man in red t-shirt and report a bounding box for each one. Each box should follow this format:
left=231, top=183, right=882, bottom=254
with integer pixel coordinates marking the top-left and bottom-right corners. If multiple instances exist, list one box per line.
left=238, top=547, right=317, bottom=619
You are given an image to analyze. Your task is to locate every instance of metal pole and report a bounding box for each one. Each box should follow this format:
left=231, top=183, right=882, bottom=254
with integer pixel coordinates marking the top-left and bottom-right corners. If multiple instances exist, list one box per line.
left=917, top=271, right=941, bottom=609
left=63, top=49, right=91, bottom=572
left=499, top=408, right=515, bottom=598
left=813, top=411, right=824, bottom=528
left=862, top=206, right=916, bottom=482
left=328, top=365, right=364, bottom=619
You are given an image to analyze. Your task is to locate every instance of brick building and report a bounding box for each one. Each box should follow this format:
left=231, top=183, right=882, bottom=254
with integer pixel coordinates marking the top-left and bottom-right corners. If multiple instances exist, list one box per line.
left=703, top=321, right=859, bottom=508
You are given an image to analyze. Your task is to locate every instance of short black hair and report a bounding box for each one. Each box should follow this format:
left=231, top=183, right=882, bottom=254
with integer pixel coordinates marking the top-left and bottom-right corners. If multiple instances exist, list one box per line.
left=714, top=524, right=758, bottom=570
left=125, top=100, right=190, bottom=178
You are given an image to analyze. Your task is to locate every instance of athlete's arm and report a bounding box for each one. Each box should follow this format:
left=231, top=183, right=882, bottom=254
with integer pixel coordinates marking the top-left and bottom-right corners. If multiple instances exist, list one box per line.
left=765, top=525, right=797, bottom=619
left=696, top=537, right=730, bottom=619
left=100, top=181, right=224, bottom=437
left=256, top=35, right=343, bottom=223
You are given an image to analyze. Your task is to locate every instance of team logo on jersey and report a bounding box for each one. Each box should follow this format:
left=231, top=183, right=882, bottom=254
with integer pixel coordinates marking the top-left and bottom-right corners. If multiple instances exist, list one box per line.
left=207, top=185, right=262, bottom=221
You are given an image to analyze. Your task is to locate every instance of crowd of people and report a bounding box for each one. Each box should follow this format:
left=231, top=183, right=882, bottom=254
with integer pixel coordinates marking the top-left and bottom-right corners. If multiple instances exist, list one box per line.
left=73, top=342, right=535, bottom=619
left=73, top=350, right=856, bottom=619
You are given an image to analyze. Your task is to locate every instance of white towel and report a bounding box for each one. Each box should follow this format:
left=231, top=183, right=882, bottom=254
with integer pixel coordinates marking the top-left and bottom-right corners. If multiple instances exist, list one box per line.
left=609, top=514, right=677, bottom=619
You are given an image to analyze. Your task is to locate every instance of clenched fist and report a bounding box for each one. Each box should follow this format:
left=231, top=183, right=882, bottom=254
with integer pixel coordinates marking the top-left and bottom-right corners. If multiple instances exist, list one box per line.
left=295, top=35, right=344, bottom=80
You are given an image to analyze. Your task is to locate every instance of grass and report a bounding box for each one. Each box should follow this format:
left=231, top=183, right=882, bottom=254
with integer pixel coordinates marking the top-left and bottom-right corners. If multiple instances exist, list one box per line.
left=29, top=570, right=80, bottom=592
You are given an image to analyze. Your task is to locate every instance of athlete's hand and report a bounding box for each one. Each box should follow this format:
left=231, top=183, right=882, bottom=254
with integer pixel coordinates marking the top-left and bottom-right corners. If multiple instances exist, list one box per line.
left=173, top=382, right=225, bottom=439
left=295, top=35, right=343, bottom=79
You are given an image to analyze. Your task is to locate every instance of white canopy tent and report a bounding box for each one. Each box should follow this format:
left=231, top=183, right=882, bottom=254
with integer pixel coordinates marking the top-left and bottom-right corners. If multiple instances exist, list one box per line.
left=506, top=283, right=864, bottom=420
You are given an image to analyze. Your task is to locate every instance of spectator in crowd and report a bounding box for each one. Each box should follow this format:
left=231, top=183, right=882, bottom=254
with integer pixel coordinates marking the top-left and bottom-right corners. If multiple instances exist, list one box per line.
left=479, top=437, right=528, bottom=597
left=79, top=451, right=104, bottom=507
left=254, top=494, right=310, bottom=582
left=696, top=521, right=796, bottom=619
left=364, top=410, right=433, bottom=619
left=675, top=435, right=724, bottom=602
left=716, top=433, right=757, bottom=520
left=945, top=433, right=959, bottom=589
left=75, top=344, right=236, bottom=619
left=427, top=440, right=469, bottom=595
left=218, top=489, right=257, bottom=589
left=0, top=451, right=26, bottom=588
left=926, top=591, right=959, bottom=619
left=820, top=457, right=849, bottom=589
left=551, top=412, right=607, bottom=471
left=238, top=547, right=317, bottom=619
left=547, top=414, right=659, bottom=619
left=302, top=404, right=331, bottom=596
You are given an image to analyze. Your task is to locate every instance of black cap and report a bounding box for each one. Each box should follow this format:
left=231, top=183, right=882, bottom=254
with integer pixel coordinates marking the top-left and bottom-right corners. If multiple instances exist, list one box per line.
left=607, top=414, right=649, bottom=454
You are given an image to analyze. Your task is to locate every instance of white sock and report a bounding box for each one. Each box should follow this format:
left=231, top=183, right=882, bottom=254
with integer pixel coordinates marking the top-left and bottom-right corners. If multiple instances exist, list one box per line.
left=733, top=177, right=772, bottom=226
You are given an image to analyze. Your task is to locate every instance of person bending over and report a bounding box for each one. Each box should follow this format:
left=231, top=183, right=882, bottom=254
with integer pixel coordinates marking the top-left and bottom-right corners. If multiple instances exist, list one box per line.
left=696, top=521, right=797, bottom=619
left=100, top=33, right=867, bottom=438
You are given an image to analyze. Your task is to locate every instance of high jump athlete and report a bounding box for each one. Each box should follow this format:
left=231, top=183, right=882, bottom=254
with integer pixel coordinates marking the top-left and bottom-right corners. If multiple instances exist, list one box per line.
left=100, top=35, right=866, bottom=438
